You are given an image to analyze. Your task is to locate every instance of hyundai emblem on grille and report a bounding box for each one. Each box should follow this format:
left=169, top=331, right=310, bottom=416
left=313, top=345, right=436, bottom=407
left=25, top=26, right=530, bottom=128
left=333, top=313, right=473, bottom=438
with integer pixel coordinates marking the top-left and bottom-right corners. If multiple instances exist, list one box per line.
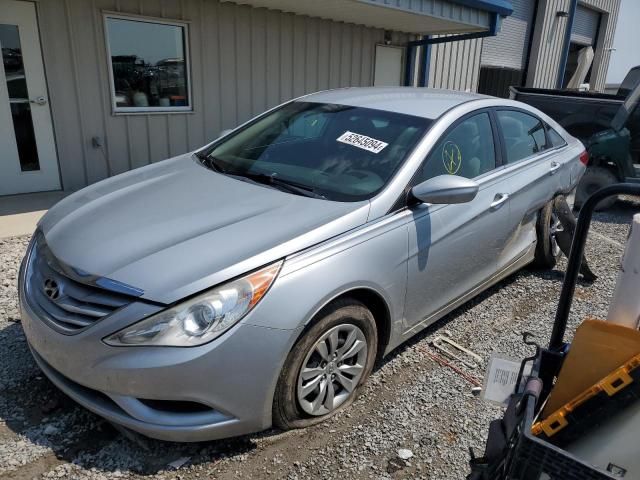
left=43, top=278, right=60, bottom=300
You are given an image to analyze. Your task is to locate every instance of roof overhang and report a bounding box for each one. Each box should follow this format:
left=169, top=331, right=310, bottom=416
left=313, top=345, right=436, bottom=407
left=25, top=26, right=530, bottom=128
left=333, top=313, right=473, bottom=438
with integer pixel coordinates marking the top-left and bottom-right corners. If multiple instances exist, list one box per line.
left=220, top=0, right=513, bottom=35
left=451, top=0, right=513, bottom=17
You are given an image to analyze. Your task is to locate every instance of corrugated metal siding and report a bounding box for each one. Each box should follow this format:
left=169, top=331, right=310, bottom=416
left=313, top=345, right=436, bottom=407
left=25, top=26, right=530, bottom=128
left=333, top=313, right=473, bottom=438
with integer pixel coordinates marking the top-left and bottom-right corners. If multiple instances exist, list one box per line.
left=526, top=0, right=619, bottom=91
left=571, top=4, right=600, bottom=45
left=526, top=0, right=571, bottom=89
left=36, top=0, right=412, bottom=191
left=428, top=36, right=483, bottom=92
left=585, top=0, right=620, bottom=92
left=481, top=0, right=536, bottom=70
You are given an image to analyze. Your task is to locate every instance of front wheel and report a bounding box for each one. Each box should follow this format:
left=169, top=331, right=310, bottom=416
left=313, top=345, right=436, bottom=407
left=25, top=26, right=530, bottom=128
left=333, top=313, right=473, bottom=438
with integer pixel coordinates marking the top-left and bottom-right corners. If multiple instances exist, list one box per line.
left=273, top=299, right=377, bottom=430
left=532, top=200, right=563, bottom=269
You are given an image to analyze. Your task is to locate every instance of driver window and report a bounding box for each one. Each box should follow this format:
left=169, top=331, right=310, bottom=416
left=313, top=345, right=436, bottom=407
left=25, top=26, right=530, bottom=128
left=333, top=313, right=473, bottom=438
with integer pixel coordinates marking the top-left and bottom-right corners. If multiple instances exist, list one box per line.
left=417, top=112, right=496, bottom=183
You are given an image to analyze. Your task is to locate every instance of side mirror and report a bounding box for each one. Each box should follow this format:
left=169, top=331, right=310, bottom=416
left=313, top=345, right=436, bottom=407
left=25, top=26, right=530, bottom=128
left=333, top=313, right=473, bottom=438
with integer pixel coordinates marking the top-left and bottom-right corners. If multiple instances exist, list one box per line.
left=411, top=175, right=479, bottom=205
left=218, top=128, right=233, bottom=138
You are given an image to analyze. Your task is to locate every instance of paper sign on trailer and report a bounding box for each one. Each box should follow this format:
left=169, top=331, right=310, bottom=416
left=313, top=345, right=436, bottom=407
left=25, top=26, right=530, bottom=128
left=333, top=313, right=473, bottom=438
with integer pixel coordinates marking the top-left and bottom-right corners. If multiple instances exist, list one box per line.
left=482, top=354, right=532, bottom=406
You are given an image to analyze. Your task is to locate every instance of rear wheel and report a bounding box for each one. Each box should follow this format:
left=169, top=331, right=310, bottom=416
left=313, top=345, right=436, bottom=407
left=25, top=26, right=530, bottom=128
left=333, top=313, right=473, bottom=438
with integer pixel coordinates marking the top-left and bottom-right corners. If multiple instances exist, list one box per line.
left=273, top=299, right=377, bottom=430
left=532, top=201, right=563, bottom=269
left=575, top=166, right=618, bottom=211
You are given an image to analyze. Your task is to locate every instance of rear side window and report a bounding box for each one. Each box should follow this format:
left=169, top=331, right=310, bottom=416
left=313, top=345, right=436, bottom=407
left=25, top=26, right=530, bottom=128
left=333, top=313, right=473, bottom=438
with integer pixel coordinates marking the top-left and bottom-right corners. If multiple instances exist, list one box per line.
left=416, top=112, right=496, bottom=182
left=546, top=125, right=567, bottom=148
left=496, top=110, right=549, bottom=163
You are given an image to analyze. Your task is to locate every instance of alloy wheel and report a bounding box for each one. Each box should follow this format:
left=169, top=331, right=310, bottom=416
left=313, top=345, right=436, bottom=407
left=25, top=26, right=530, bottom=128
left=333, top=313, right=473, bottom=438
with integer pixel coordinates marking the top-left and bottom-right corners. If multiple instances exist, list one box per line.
left=549, top=211, right=563, bottom=258
left=296, top=323, right=368, bottom=416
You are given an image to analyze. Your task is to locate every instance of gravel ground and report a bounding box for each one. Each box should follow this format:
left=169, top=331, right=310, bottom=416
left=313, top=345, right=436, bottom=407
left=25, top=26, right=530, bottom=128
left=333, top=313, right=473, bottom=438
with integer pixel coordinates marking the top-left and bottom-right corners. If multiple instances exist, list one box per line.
left=0, top=199, right=638, bottom=480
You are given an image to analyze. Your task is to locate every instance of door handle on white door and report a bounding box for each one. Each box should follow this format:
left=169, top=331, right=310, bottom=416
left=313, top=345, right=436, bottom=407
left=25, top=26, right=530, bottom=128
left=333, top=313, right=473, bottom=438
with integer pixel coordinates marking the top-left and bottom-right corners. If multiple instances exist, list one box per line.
left=30, top=96, right=47, bottom=106
left=550, top=162, right=561, bottom=174
left=490, top=193, right=509, bottom=208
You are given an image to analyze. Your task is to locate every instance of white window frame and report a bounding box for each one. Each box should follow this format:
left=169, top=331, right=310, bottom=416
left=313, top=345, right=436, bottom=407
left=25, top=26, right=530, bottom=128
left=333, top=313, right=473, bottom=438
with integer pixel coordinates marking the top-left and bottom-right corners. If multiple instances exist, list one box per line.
left=102, top=12, right=193, bottom=114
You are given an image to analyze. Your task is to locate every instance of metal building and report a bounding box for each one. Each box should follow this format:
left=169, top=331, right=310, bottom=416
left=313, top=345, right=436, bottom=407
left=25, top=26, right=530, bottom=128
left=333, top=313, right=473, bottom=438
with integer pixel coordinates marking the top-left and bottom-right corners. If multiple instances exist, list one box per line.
left=0, top=0, right=619, bottom=197
left=477, top=0, right=621, bottom=97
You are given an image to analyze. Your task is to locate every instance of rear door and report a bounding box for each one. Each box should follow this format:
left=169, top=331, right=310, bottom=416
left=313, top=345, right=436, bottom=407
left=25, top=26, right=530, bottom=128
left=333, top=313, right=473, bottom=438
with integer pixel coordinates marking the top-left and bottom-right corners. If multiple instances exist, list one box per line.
left=493, top=109, right=563, bottom=271
left=404, top=111, right=513, bottom=331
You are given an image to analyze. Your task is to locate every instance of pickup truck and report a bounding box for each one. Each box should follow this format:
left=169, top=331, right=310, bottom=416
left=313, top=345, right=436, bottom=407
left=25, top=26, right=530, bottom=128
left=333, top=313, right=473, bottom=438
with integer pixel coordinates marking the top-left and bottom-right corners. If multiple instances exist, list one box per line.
left=510, top=66, right=640, bottom=209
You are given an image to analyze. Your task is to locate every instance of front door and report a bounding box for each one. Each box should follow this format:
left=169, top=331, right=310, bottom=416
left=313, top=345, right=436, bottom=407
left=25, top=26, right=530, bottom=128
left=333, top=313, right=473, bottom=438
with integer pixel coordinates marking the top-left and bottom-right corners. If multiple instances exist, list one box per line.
left=0, top=0, right=59, bottom=195
left=404, top=111, right=512, bottom=330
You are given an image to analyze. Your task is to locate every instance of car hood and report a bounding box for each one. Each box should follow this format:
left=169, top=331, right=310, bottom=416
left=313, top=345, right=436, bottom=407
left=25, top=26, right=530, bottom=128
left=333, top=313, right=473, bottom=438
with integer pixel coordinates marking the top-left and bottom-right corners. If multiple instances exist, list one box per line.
left=39, top=154, right=370, bottom=303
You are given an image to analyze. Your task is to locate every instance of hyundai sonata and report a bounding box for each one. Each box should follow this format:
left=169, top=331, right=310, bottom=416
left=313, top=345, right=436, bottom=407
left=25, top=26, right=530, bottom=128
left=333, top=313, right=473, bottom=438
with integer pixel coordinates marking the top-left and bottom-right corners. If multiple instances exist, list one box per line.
left=19, top=88, right=586, bottom=441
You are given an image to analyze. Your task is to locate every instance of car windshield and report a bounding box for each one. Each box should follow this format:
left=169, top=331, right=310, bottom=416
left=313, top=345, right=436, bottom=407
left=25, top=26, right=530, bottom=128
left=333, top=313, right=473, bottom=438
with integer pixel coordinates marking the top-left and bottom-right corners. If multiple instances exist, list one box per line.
left=201, top=102, right=432, bottom=201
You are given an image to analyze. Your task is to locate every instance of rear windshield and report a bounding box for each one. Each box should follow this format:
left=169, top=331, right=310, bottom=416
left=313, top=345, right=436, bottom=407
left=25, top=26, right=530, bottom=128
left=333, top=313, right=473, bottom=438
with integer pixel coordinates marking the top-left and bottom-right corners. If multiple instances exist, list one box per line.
left=202, top=101, right=432, bottom=201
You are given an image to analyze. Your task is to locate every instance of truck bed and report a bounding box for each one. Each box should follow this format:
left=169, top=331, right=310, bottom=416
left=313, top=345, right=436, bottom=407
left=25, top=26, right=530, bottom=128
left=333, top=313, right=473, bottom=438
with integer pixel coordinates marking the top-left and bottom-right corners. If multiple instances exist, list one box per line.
left=512, top=87, right=625, bottom=101
left=510, top=86, right=627, bottom=140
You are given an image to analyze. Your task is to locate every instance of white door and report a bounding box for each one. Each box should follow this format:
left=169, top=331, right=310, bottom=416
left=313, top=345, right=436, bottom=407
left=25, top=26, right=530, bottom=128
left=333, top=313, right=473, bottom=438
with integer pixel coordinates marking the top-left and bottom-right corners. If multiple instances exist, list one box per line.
left=373, top=45, right=404, bottom=87
left=0, top=0, right=60, bottom=195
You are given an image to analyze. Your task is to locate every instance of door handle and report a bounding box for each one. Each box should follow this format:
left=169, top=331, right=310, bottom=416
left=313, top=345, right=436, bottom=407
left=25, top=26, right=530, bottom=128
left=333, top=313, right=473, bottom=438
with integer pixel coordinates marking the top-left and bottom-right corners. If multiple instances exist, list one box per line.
left=30, top=96, right=47, bottom=106
left=550, top=161, right=561, bottom=174
left=490, top=193, right=509, bottom=209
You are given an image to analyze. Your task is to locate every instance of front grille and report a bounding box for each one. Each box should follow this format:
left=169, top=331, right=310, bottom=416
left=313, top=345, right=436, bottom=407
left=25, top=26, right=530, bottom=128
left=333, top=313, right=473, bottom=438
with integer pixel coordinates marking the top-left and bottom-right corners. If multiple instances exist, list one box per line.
left=26, top=235, right=135, bottom=333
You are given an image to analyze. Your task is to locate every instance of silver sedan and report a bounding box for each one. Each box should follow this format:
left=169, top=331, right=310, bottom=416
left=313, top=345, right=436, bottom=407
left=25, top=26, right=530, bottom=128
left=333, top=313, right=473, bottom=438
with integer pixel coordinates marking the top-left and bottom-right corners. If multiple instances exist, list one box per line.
left=19, top=88, right=586, bottom=441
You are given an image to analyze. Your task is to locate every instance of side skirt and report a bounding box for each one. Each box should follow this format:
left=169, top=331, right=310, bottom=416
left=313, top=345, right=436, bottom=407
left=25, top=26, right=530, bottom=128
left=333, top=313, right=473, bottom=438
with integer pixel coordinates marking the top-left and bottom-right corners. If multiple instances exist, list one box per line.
left=393, top=245, right=536, bottom=348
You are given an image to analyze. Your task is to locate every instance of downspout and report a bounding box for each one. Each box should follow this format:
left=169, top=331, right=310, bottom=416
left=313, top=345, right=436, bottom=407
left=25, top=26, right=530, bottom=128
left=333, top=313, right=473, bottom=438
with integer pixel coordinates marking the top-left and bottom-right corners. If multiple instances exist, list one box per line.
left=404, top=44, right=416, bottom=86
left=418, top=36, right=431, bottom=87
left=403, top=0, right=513, bottom=87
left=405, top=13, right=500, bottom=87
left=407, top=12, right=501, bottom=49
left=521, top=0, right=540, bottom=86
left=556, top=0, right=578, bottom=88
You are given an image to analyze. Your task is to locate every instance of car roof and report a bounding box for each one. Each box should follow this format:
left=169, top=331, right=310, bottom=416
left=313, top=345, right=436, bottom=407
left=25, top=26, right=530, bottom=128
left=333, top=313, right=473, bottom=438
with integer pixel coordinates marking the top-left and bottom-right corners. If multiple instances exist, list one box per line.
left=300, top=87, right=488, bottom=120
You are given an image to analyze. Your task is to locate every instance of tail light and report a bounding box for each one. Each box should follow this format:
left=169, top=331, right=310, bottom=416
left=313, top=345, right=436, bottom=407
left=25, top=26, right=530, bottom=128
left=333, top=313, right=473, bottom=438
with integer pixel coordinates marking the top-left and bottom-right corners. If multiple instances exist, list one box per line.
left=579, top=150, right=589, bottom=166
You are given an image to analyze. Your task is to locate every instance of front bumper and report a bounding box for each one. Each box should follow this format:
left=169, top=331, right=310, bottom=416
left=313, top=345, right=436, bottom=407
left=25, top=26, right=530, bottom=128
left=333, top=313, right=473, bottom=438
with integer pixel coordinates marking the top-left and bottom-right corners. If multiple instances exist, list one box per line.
left=20, top=266, right=300, bottom=442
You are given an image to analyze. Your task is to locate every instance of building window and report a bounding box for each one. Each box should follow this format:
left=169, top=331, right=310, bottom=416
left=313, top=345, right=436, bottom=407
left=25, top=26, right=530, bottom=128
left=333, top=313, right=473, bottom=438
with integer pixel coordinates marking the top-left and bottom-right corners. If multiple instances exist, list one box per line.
left=104, top=14, right=191, bottom=113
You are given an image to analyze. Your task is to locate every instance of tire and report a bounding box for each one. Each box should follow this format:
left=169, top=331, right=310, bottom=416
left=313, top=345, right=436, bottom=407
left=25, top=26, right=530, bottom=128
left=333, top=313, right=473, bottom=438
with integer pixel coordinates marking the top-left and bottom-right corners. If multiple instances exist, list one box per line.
left=532, top=200, right=562, bottom=270
left=575, top=166, right=618, bottom=211
left=273, top=299, right=378, bottom=430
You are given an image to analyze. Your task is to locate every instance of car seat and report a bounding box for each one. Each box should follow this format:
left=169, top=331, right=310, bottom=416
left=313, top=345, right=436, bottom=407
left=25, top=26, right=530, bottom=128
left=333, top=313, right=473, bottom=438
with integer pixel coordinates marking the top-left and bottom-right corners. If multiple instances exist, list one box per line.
left=500, top=115, right=533, bottom=162
left=320, top=116, right=380, bottom=175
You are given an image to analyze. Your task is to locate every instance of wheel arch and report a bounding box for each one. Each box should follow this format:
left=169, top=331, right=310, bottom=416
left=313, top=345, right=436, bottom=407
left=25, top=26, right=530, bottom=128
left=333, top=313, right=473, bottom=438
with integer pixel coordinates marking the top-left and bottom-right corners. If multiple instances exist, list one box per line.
left=301, top=287, right=392, bottom=361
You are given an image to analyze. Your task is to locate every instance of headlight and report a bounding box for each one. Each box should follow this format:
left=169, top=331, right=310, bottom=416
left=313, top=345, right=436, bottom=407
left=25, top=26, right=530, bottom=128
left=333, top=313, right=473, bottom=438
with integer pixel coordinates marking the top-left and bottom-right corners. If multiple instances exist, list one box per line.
left=104, top=261, right=282, bottom=347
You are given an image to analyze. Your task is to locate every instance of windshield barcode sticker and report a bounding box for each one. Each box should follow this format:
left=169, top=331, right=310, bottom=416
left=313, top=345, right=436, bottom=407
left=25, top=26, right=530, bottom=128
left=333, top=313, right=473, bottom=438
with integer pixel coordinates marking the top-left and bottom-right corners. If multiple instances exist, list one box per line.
left=336, top=131, right=388, bottom=154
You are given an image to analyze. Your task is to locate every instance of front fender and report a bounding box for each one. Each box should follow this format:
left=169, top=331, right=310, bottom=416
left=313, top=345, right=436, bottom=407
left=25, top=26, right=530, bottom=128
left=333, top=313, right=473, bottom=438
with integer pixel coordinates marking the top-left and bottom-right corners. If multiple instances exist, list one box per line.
left=241, top=213, right=411, bottom=354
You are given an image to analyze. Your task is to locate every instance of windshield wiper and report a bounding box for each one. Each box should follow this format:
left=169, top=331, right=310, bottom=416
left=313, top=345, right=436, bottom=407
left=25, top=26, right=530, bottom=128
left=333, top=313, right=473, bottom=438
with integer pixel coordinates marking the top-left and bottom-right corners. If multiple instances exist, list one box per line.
left=197, top=153, right=227, bottom=174
left=235, top=171, right=326, bottom=200
left=198, top=154, right=325, bottom=199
